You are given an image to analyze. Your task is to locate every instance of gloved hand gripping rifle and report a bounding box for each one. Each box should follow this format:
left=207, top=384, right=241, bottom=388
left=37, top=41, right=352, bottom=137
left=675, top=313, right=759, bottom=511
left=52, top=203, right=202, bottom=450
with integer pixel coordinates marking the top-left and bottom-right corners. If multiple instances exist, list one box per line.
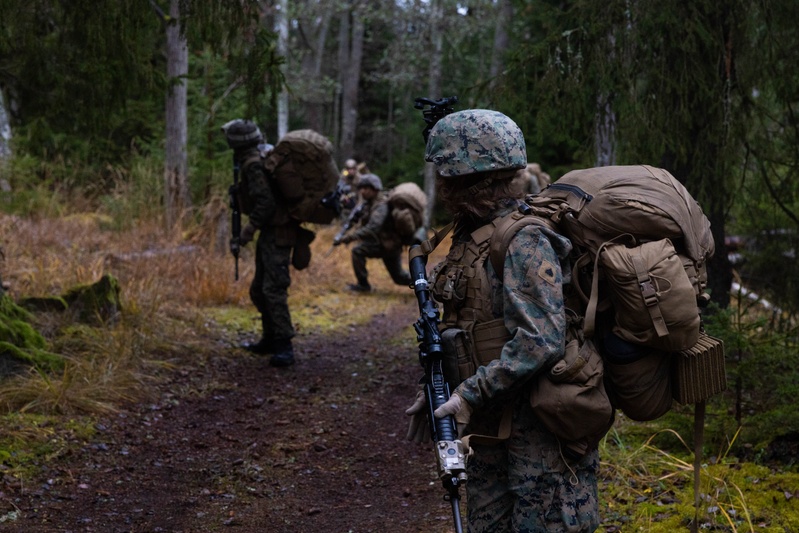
left=409, top=247, right=467, bottom=533
left=333, top=203, right=365, bottom=244
left=228, top=154, right=241, bottom=281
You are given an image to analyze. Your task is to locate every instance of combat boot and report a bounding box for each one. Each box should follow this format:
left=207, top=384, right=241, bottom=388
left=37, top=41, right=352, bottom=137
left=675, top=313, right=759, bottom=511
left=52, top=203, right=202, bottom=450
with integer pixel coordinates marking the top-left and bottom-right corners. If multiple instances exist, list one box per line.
left=346, top=283, right=372, bottom=293
left=241, top=338, right=274, bottom=355
left=269, top=338, right=295, bottom=367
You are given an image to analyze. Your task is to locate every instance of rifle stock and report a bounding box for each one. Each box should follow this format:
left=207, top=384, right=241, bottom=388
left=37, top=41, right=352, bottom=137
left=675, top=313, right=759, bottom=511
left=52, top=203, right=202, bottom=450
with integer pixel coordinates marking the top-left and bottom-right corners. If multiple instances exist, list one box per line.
left=229, top=154, right=241, bottom=281
left=409, top=247, right=466, bottom=533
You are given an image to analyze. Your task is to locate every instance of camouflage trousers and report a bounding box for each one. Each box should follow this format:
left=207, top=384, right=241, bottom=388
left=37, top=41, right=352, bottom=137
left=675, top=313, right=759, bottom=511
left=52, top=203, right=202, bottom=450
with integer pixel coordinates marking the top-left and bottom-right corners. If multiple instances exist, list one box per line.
left=249, top=229, right=294, bottom=341
left=465, top=395, right=600, bottom=533
left=350, top=240, right=411, bottom=287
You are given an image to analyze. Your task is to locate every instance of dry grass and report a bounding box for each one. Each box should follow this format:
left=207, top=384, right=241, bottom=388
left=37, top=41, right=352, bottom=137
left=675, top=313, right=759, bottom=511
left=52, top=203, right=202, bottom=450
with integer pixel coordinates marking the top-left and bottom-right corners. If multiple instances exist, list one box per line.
left=4, top=208, right=799, bottom=530
left=0, top=209, right=448, bottom=416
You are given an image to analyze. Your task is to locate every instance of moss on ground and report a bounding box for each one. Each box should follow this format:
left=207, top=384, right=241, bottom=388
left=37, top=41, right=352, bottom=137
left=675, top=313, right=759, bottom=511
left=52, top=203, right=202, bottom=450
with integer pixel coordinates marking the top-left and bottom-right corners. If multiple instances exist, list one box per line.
left=0, top=294, right=64, bottom=376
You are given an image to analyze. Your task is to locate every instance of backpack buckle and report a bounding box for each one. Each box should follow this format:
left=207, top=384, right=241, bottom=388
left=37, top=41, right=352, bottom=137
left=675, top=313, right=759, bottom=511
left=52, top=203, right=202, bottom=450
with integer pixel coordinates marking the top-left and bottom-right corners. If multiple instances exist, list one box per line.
left=639, top=279, right=658, bottom=306
left=442, top=269, right=463, bottom=301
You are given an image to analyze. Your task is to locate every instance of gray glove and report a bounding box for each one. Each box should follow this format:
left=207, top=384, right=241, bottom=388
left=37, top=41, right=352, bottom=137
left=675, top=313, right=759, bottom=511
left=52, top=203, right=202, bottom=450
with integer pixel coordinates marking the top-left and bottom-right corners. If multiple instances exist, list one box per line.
left=405, top=390, right=430, bottom=444
left=240, top=222, right=256, bottom=245
left=433, top=392, right=472, bottom=437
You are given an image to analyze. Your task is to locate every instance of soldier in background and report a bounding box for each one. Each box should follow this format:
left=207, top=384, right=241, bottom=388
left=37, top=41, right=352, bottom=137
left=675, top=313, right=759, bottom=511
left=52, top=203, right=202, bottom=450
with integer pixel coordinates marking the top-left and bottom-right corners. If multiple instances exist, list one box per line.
left=333, top=173, right=411, bottom=293
left=510, top=162, right=552, bottom=197
left=405, top=110, right=600, bottom=532
left=337, top=158, right=361, bottom=219
left=221, top=119, right=303, bottom=368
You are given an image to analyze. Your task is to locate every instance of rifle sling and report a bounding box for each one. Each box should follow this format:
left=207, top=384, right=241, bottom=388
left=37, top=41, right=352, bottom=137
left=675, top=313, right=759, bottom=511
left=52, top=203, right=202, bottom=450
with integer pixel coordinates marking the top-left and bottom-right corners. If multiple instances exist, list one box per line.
left=410, top=222, right=454, bottom=261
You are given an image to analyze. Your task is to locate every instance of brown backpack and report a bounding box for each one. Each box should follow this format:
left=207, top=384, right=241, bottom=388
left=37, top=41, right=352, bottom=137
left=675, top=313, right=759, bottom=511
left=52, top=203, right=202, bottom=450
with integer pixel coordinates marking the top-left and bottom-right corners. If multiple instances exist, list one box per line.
left=261, top=129, right=340, bottom=224
left=387, top=182, right=427, bottom=244
left=517, top=165, right=725, bottom=420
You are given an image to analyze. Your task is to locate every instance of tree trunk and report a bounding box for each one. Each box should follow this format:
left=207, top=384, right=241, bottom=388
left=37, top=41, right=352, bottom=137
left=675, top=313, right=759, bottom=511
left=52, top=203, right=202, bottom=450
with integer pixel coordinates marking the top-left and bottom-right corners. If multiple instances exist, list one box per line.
left=334, top=9, right=349, bottom=152
left=423, top=0, right=444, bottom=228
left=339, top=5, right=364, bottom=162
left=0, top=89, right=11, bottom=161
left=488, top=0, right=512, bottom=91
left=299, top=4, right=333, bottom=133
left=276, top=0, right=289, bottom=140
left=595, top=94, right=616, bottom=166
left=164, top=0, right=190, bottom=231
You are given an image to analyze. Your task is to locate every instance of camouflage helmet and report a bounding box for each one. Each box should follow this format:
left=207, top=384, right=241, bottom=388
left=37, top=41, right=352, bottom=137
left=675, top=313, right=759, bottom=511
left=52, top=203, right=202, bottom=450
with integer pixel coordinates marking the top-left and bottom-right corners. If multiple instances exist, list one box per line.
left=357, top=173, right=382, bottom=191
left=221, top=119, right=263, bottom=149
left=424, top=109, right=527, bottom=177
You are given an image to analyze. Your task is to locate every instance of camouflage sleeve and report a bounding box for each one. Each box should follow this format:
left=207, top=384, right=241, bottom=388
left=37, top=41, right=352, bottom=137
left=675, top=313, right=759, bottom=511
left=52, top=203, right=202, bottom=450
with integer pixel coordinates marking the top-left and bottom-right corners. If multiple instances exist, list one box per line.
left=245, top=162, right=277, bottom=229
left=456, top=225, right=567, bottom=409
left=351, top=201, right=389, bottom=241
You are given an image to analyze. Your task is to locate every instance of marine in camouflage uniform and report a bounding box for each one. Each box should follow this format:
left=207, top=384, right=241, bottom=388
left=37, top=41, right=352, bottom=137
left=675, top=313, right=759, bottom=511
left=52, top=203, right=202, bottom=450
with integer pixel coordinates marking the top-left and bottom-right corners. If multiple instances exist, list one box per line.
left=336, top=158, right=360, bottom=219
left=333, top=173, right=412, bottom=292
left=221, top=119, right=299, bottom=367
left=406, top=110, right=600, bottom=532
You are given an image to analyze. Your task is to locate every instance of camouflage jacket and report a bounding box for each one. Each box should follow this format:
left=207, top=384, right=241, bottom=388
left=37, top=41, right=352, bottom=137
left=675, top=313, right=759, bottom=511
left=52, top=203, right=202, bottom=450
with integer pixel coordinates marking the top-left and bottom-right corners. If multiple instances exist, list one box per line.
left=431, top=199, right=573, bottom=411
left=239, top=147, right=277, bottom=230
left=349, top=193, right=401, bottom=250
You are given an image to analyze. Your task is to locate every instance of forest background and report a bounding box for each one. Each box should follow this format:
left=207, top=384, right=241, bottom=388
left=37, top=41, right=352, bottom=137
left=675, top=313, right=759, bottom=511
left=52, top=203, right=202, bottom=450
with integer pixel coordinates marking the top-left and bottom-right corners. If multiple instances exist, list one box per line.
left=0, top=0, right=798, bottom=530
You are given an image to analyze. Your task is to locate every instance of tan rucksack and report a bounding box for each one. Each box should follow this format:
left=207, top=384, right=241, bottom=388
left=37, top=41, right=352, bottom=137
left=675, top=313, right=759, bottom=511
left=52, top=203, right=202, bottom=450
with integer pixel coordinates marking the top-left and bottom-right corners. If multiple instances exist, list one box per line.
left=527, top=165, right=713, bottom=346
left=388, top=182, right=427, bottom=244
left=261, top=129, right=340, bottom=224
left=521, top=164, right=725, bottom=420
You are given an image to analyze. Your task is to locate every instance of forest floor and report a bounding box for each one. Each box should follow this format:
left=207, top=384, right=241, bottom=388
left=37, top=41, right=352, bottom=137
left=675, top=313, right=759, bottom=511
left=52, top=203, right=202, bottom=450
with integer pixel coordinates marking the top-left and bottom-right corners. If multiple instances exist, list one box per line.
left=0, top=293, right=464, bottom=533
left=2, top=215, right=798, bottom=533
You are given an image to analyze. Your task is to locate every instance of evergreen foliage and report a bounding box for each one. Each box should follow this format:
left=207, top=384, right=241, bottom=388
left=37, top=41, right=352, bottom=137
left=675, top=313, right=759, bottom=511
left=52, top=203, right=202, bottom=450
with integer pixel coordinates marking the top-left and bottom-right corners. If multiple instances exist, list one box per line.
left=0, top=0, right=281, bottom=195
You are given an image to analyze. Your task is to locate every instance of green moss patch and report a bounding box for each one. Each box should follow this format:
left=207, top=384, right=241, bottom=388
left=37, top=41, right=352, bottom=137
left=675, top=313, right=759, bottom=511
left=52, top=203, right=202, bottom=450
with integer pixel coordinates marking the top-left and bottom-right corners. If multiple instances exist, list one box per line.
left=0, top=295, right=64, bottom=377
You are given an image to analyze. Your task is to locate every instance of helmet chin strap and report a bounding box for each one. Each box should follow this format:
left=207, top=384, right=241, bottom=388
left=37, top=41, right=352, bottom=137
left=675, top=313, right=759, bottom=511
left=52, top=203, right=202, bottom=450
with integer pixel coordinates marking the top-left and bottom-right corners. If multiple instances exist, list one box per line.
left=466, top=177, right=493, bottom=195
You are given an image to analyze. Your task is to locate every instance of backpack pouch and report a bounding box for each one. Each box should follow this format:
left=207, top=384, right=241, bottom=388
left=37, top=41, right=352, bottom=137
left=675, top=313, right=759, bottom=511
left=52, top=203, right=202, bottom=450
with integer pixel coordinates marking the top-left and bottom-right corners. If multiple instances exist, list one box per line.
left=601, top=239, right=700, bottom=352
left=672, top=333, right=727, bottom=404
left=441, top=328, right=474, bottom=390
left=392, top=207, right=417, bottom=241
left=604, top=349, right=673, bottom=421
left=529, top=331, right=614, bottom=455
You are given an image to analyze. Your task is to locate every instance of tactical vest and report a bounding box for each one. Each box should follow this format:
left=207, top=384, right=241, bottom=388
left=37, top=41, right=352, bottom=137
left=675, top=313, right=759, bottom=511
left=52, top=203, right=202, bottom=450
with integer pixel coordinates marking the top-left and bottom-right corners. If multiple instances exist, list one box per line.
left=422, top=209, right=614, bottom=457
left=429, top=212, right=532, bottom=386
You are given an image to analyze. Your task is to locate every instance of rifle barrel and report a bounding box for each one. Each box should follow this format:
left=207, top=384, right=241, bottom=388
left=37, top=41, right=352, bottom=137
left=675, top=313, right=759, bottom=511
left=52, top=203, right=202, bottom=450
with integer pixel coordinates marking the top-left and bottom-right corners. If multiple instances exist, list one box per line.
left=450, top=493, right=463, bottom=533
left=409, top=245, right=466, bottom=533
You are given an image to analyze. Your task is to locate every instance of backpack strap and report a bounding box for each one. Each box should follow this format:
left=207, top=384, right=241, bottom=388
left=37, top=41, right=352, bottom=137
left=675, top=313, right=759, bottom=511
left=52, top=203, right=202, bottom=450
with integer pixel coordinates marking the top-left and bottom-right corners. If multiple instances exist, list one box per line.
left=409, top=222, right=454, bottom=262
left=489, top=209, right=558, bottom=278
left=242, top=152, right=263, bottom=172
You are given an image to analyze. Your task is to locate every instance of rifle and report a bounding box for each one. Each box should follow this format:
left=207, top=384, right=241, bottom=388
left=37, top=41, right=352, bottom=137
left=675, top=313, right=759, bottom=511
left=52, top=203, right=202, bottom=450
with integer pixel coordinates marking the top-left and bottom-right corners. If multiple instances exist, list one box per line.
left=333, top=202, right=365, bottom=244
left=413, top=96, right=459, bottom=142
left=409, top=247, right=467, bottom=533
left=228, top=154, right=241, bottom=281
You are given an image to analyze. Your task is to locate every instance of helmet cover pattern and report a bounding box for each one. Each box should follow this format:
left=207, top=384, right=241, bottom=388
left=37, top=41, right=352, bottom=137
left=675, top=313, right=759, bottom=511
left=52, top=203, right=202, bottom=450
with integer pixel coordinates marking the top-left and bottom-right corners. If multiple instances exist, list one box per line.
left=221, top=119, right=263, bottom=149
left=424, top=109, right=527, bottom=177
left=357, top=173, right=383, bottom=191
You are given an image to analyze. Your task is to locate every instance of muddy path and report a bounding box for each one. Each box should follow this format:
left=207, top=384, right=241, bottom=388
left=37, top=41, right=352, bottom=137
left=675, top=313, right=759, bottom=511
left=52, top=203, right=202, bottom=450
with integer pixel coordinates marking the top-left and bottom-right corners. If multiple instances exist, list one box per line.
left=1, top=301, right=460, bottom=533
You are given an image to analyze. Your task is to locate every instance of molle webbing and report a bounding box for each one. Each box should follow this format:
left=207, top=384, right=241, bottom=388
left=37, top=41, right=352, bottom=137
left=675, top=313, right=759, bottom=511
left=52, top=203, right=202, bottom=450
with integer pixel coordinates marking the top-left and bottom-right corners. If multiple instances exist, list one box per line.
left=472, top=318, right=512, bottom=365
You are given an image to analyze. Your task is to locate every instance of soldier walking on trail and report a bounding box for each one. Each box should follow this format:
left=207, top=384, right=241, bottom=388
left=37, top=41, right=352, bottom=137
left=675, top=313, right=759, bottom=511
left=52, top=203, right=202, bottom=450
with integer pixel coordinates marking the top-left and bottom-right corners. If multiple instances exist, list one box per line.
left=405, top=109, right=600, bottom=531
left=333, top=173, right=412, bottom=293
left=222, top=119, right=308, bottom=368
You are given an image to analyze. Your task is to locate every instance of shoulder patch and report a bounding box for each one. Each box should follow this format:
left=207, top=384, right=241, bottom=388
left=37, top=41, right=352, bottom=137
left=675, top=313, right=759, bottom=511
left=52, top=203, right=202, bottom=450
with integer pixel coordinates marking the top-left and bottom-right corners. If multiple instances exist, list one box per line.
left=537, top=260, right=558, bottom=286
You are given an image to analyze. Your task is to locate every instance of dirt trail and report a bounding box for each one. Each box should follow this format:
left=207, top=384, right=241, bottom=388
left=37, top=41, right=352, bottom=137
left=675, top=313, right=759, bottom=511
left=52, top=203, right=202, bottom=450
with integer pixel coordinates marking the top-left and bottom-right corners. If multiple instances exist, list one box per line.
left=2, top=301, right=460, bottom=533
